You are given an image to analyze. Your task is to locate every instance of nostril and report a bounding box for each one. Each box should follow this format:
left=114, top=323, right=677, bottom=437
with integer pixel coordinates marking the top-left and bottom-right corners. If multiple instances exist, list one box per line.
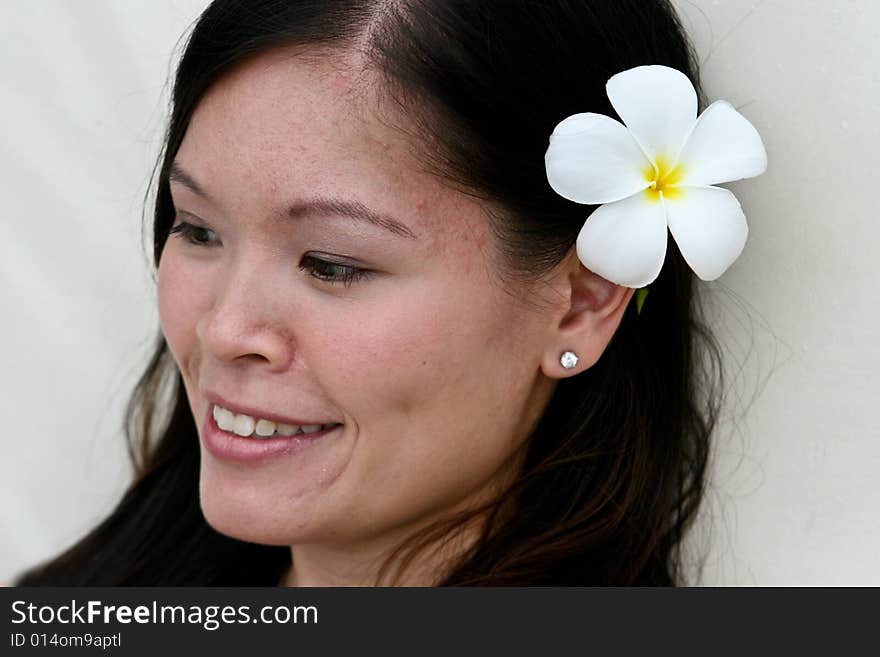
left=200, top=318, right=295, bottom=369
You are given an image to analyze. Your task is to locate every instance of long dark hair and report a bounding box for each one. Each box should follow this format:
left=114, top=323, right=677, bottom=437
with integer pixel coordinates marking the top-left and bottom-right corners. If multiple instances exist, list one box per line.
left=19, top=0, right=720, bottom=585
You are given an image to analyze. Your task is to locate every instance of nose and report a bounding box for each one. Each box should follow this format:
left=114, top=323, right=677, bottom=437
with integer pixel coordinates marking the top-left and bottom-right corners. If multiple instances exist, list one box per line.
left=196, top=264, right=296, bottom=371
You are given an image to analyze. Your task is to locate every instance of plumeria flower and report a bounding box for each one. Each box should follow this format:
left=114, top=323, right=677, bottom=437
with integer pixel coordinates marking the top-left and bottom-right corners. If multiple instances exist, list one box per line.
left=545, top=65, right=767, bottom=288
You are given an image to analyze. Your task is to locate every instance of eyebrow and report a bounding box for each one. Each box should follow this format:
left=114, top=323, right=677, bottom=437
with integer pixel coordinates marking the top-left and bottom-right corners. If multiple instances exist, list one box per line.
left=168, top=161, right=417, bottom=240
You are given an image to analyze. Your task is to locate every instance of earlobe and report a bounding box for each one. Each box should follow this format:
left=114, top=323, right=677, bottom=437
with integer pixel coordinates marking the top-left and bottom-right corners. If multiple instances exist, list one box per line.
left=540, top=257, right=635, bottom=378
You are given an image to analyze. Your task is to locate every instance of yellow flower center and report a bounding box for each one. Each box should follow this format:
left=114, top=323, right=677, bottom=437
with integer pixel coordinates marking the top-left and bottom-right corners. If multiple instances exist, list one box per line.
left=643, top=155, right=685, bottom=203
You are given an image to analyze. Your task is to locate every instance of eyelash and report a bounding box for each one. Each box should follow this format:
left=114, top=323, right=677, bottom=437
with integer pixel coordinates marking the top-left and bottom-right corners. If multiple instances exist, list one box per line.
left=169, top=221, right=217, bottom=247
left=168, top=220, right=373, bottom=287
left=299, top=255, right=372, bottom=287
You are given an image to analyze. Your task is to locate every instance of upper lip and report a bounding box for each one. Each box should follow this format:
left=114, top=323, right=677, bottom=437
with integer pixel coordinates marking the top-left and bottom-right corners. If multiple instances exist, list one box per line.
left=204, top=391, right=341, bottom=427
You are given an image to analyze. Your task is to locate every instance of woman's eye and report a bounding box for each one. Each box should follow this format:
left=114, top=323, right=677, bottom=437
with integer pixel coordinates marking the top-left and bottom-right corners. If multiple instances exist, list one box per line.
left=169, top=220, right=220, bottom=247
left=299, top=255, right=373, bottom=287
left=167, top=223, right=371, bottom=287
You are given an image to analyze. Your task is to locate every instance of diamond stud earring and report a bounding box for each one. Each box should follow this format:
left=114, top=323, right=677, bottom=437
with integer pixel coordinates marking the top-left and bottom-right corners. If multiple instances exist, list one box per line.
left=560, top=351, right=579, bottom=369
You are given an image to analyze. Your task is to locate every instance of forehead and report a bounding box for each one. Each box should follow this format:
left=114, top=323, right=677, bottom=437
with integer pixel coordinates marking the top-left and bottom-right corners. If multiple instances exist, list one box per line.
left=176, top=46, right=487, bottom=249
left=187, top=48, right=380, bottom=175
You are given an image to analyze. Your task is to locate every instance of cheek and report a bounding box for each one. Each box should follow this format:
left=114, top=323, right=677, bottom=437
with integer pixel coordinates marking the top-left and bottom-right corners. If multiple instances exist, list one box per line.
left=307, top=280, right=539, bottom=529
left=156, top=248, right=210, bottom=368
left=314, top=274, right=523, bottom=427
left=324, top=238, right=503, bottom=406
left=318, top=295, right=456, bottom=407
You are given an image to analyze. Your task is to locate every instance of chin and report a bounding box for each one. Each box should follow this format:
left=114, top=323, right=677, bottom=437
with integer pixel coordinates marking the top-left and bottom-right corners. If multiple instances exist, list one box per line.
left=198, top=470, right=317, bottom=547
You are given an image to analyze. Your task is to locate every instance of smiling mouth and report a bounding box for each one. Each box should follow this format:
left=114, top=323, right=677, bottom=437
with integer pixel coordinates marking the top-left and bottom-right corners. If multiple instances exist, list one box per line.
left=212, top=403, right=342, bottom=439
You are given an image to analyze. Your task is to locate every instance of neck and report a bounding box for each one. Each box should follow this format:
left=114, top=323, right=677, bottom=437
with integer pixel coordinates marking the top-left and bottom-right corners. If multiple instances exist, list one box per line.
left=280, top=518, right=480, bottom=587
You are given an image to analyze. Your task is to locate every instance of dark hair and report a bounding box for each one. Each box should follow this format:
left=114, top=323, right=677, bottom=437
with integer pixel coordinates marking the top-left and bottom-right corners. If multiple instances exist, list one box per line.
left=19, top=0, right=720, bottom=585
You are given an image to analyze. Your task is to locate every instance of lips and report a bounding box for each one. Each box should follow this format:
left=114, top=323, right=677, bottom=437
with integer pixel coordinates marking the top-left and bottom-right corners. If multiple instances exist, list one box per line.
left=202, top=406, right=343, bottom=464
left=203, top=391, right=340, bottom=425
left=199, top=390, right=344, bottom=463
left=212, top=403, right=340, bottom=438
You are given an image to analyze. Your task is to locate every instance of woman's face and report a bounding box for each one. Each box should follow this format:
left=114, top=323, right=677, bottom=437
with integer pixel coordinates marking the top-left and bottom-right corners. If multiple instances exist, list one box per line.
left=157, top=49, right=560, bottom=555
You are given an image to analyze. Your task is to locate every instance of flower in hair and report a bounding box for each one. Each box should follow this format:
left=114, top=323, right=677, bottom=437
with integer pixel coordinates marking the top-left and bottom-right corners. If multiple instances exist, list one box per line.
left=545, top=65, right=767, bottom=288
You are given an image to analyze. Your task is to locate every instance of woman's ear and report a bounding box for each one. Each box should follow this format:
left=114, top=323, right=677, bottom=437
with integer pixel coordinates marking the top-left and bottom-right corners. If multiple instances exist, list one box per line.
left=539, top=252, right=635, bottom=378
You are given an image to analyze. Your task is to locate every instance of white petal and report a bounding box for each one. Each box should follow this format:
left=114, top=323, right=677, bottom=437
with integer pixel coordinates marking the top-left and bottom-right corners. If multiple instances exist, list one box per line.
left=545, top=112, right=652, bottom=205
left=665, top=186, right=748, bottom=281
left=606, top=65, right=698, bottom=163
left=675, top=100, right=768, bottom=187
left=576, top=193, right=669, bottom=288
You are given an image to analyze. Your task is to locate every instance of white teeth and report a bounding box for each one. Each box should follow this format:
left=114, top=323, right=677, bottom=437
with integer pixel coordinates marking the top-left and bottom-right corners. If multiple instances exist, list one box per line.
left=232, top=414, right=255, bottom=437
left=213, top=404, right=337, bottom=438
left=255, top=419, right=276, bottom=437
left=213, top=405, right=236, bottom=432
left=277, top=423, right=299, bottom=436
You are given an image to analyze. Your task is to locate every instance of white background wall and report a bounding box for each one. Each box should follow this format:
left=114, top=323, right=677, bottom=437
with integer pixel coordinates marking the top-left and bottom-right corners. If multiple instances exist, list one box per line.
left=2, top=1, right=878, bottom=584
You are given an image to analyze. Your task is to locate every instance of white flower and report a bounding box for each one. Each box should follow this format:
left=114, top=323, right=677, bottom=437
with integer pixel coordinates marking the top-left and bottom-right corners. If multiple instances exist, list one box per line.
left=545, top=65, right=768, bottom=288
